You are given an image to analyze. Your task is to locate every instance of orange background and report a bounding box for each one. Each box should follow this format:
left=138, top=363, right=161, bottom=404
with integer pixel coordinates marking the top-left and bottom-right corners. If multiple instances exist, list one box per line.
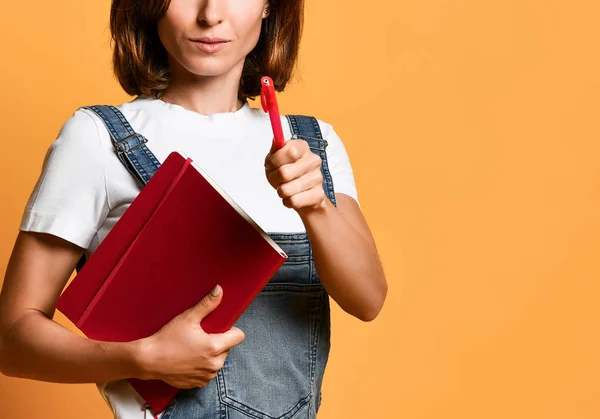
left=2, top=0, right=600, bottom=418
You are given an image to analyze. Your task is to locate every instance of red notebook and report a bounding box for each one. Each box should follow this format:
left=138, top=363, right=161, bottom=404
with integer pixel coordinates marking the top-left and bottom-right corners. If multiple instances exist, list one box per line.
left=56, top=151, right=288, bottom=415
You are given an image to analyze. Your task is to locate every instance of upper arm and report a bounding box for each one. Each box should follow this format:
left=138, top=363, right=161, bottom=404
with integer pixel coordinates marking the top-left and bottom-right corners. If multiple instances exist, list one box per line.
left=335, top=193, right=377, bottom=249
left=0, top=231, right=84, bottom=331
left=2, top=108, right=108, bottom=331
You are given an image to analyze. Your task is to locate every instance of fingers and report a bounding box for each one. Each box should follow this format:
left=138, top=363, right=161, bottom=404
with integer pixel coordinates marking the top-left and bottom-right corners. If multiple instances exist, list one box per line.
left=169, top=329, right=244, bottom=389
left=275, top=170, right=323, bottom=200
left=169, top=370, right=219, bottom=389
left=176, top=345, right=234, bottom=389
left=209, top=327, right=245, bottom=354
left=266, top=152, right=322, bottom=188
left=282, top=187, right=326, bottom=210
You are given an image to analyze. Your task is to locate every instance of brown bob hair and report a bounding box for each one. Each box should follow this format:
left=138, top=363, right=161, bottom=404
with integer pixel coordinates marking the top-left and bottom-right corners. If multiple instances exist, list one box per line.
left=110, top=0, right=304, bottom=102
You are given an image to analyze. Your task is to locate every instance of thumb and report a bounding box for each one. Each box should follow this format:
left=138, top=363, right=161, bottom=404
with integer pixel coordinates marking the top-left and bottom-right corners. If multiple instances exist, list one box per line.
left=269, top=137, right=278, bottom=154
left=186, top=284, right=223, bottom=320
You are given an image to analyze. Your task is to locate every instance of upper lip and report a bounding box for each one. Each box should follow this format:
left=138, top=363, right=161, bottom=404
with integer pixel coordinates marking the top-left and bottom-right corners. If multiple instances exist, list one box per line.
left=191, top=37, right=230, bottom=43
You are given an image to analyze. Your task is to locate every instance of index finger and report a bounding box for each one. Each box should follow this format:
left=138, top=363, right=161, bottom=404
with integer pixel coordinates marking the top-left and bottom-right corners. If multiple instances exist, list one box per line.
left=209, top=327, right=245, bottom=352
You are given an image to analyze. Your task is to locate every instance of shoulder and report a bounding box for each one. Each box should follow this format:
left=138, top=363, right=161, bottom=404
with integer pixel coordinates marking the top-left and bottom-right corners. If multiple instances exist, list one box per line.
left=305, top=116, right=347, bottom=152
left=59, top=107, right=98, bottom=135
left=64, top=98, right=154, bottom=155
left=50, top=107, right=103, bottom=156
left=315, top=117, right=335, bottom=140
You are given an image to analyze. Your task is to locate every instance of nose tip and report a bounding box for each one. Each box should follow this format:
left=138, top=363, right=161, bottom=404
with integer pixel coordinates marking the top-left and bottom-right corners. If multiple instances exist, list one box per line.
left=197, top=7, right=223, bottom=26
left=198, top=17, right=223, bottom=26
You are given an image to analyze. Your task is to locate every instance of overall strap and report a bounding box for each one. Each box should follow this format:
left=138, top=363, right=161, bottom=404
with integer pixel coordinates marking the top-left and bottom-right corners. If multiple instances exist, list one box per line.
left=285, top=115, right=337, bottom=207
left=74, top=104, right=162, bottom=273
left=80, top=105, right=161, bottom=186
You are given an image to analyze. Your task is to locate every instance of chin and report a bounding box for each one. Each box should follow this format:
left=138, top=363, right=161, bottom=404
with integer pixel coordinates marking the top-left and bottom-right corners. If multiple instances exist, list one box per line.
left=182, top=60, right=235, bottom=77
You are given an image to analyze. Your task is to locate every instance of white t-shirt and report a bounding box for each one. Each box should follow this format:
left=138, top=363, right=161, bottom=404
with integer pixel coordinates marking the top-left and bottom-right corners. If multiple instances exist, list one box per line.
left=18, top=95, right=359, bottom=418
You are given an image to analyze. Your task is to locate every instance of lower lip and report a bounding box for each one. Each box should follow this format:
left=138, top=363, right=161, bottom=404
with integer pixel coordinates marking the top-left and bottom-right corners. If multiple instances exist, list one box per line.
left=192, top=41, right=229, bottom=53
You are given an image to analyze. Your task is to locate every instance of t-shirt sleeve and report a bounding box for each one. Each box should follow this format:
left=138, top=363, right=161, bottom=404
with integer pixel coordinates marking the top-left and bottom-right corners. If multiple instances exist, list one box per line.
left=19, top=109, right=110, bottom=249
left=318, top=120, right=360, bottom=207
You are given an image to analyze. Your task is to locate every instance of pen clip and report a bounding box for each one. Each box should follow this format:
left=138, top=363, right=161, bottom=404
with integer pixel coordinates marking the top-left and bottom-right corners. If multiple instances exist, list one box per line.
left=260, top=76, right=285, bottom=150
left=260, top=76, right=272, bottom=112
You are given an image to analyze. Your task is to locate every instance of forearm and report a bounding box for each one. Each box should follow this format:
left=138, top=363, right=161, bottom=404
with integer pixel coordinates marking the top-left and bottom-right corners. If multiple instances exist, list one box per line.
left=0, top=310, right=144, bottom=383
left=300, top=198, right=387, bottom=321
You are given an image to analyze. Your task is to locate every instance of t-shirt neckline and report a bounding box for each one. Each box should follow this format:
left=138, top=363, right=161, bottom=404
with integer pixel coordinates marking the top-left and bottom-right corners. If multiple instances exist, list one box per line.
left=133, top=95, right=256, bottom=124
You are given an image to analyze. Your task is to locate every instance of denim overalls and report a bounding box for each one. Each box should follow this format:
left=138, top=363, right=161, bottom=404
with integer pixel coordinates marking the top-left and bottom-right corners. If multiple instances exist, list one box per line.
left=78, top=103, right=337, bottom=419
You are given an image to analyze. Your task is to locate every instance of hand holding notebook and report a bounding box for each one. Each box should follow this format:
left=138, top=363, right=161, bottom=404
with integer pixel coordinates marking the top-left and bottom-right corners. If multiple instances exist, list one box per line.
left=136, top=283, right=245, bottom=390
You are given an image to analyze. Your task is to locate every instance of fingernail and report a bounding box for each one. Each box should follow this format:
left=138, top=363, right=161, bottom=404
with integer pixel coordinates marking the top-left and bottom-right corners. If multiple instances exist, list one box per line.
left=211, top=284, right=221, bottom=296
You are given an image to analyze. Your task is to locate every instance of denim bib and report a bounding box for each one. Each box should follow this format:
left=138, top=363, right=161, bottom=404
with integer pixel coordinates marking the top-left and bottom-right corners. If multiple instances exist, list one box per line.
left=80, top=104, right=337, bottom=419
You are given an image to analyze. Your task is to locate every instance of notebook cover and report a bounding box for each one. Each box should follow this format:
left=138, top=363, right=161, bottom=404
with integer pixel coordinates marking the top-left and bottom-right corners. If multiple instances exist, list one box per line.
left=56, top=151, right=185, bottom=325
left=56, top=151, right=288, bottom=414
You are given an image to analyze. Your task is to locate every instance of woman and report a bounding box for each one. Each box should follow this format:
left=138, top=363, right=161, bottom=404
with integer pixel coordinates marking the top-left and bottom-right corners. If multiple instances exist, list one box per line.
left=0, top=0, right=387, bottom=418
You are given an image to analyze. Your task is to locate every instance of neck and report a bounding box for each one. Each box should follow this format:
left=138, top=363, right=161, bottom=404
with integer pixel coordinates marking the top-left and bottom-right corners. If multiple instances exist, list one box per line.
left=160, top=55, right=246, bottom=115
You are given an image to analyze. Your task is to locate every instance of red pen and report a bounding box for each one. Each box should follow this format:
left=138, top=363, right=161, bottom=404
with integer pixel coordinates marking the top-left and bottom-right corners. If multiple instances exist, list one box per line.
left=260, top=76, right=286, bottom=150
